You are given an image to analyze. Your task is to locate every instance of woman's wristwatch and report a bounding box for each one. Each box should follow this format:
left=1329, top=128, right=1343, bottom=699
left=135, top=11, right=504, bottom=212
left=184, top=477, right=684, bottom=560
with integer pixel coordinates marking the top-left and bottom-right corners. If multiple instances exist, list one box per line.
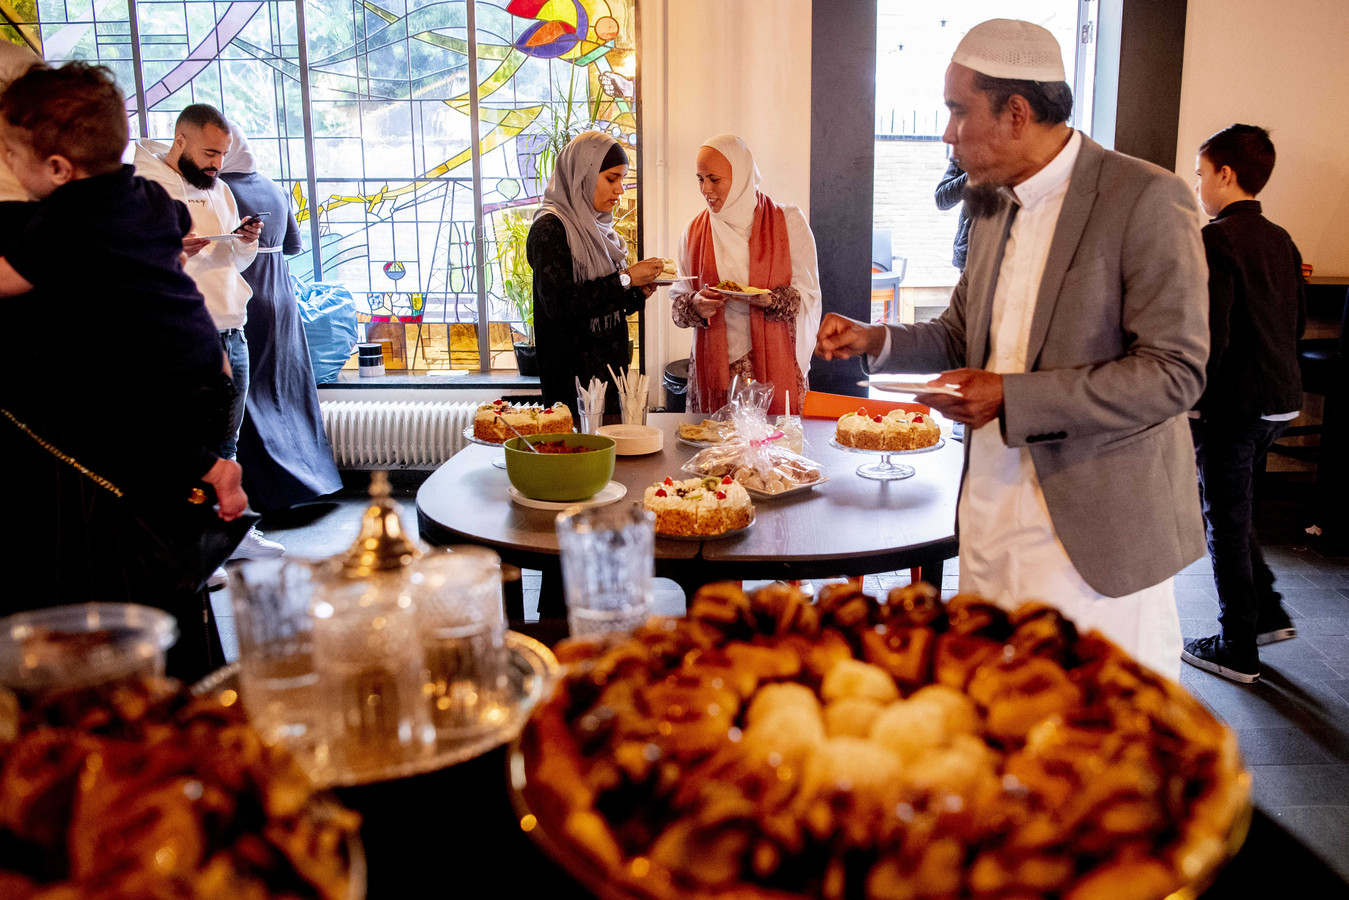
left=619, top=269, right=631, bottom=287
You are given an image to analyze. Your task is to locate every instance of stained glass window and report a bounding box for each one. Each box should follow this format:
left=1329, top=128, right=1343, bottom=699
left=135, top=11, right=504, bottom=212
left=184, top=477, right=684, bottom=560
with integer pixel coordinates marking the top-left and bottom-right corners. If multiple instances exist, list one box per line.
left=14, top=0, right=640, bottom=372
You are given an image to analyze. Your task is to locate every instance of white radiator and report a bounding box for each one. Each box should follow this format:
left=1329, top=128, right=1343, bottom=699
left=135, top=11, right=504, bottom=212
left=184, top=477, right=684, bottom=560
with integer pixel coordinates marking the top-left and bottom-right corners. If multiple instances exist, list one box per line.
left=321, top=400, right=475, bottom=470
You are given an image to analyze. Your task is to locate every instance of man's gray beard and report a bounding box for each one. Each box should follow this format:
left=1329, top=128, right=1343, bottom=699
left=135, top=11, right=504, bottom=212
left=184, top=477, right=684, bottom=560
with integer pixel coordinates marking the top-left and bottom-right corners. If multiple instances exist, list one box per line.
left=963, top=182, right=1004, bottom=219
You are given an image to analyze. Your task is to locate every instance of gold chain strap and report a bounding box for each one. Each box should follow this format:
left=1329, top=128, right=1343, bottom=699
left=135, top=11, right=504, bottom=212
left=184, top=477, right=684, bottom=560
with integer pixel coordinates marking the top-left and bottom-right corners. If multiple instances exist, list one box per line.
left=1, top=407, right=124, bottom=498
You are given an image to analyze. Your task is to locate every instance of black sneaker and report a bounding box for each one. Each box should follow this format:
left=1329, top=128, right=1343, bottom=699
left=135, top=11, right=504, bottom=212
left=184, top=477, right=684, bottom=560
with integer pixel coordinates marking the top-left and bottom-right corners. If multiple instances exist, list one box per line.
left=1256, top=612, right=1297, bottom=646
left=1181, top=635, right=1260, bottom=684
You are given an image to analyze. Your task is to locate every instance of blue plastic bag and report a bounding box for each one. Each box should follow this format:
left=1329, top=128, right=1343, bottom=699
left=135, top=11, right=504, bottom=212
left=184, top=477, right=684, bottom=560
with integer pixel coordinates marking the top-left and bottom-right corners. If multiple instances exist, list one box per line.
left=294, top=277, right=359, bottom=384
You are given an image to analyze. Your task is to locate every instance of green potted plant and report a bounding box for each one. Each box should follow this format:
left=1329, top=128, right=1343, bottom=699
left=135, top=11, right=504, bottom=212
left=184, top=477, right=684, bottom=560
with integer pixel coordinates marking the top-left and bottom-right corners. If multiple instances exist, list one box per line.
left=494, top=209, right=537, bottom=375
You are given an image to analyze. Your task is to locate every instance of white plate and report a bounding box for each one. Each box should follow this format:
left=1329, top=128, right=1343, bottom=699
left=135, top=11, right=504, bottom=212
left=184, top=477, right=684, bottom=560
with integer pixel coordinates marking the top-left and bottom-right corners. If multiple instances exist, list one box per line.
left=859, top=379, right=964, bottom=397
left=197, top=233, right=242, bottom=241
left=597, top=423, right=663, bottom=455
left=507, top=481, right=628, bottom=510
left=715, top=286, right=771, bottom=300
left=658, top=518, right=754, bottom=542
left=677, top=436, right=726, bottom=450
left=651, top=275, right=693, bottom=286
left=742, top=474, right=829, bottom=500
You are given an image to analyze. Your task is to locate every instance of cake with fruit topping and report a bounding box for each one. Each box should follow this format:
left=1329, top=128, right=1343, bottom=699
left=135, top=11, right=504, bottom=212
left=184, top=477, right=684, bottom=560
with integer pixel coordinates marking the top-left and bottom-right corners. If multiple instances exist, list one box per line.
left=836, top=407, right=940, bottom=451
left=472, top=399, right=573, bottom=442
left=643, top=475, right=754, bottom=537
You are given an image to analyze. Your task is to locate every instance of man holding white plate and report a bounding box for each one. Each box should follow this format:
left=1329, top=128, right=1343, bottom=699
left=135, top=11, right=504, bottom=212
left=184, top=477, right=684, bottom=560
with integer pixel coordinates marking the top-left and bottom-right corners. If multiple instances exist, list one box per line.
left=815, top=20, right=1208, bottom=678
left=136, top=105, right=279, bottom=565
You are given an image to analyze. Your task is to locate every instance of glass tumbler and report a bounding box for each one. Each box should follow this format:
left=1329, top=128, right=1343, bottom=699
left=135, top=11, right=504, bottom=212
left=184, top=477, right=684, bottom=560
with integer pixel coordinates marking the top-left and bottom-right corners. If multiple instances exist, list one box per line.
left=312, top=565, right=435, bottom=783
left=555, top=504, right=656, bottom=637
left=228, top=558, right=328, bottom=778
left=409, top=546, right=509, bottom=738
left=576, top=392, right=604, bottom=435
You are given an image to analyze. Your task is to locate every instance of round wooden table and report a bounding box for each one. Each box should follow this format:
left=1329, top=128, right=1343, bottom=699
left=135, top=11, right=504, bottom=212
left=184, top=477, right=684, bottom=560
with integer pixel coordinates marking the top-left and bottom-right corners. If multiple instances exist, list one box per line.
left=416, top=413, right=961, bottom=622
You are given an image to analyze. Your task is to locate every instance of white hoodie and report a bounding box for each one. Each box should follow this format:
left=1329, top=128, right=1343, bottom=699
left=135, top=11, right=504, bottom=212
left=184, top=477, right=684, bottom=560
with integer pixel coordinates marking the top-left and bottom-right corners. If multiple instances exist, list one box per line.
left=133, top=138, right=257, bottom=329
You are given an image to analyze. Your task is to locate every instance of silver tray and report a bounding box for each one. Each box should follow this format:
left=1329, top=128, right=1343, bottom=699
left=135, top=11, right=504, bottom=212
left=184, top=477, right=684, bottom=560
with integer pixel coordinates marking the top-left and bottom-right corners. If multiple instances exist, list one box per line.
left=194, top=631, right=558, bottom=787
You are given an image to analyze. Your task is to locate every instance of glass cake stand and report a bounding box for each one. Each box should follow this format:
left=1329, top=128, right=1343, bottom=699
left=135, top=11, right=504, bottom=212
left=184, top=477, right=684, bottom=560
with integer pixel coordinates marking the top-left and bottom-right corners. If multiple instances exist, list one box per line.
left=829, top=438, right=945, bottom=481
left=463, top=425, right=509, bottom=468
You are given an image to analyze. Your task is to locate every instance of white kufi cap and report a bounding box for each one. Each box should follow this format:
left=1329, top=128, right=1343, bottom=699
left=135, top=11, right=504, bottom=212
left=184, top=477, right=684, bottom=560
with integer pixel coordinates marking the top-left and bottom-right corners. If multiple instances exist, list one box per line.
left=952, top=18, right=1066, bottom=82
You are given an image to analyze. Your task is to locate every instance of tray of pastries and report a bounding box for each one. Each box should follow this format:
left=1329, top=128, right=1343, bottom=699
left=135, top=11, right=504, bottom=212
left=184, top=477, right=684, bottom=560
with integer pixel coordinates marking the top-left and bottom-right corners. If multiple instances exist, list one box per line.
left=510, top=582, right=1250, bottom=900
left=0, top=675, right=363, bottom=900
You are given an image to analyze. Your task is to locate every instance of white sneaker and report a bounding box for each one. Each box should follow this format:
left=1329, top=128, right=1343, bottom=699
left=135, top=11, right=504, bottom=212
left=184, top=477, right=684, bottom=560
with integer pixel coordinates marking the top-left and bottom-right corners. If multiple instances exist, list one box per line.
left=229, top=527, right=286, bottom=560
left=207, top=566, right=229, bottom=591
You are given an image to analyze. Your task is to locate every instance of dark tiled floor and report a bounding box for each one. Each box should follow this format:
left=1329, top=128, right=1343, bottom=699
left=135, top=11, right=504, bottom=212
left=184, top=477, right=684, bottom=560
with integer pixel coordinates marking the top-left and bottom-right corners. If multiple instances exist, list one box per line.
left=216, top=473, right=1349, bottom=882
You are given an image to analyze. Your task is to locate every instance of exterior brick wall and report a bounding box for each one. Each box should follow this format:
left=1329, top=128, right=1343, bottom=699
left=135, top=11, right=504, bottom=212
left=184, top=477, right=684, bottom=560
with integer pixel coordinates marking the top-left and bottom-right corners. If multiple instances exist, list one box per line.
left=873, top=139, right=963, bottom=289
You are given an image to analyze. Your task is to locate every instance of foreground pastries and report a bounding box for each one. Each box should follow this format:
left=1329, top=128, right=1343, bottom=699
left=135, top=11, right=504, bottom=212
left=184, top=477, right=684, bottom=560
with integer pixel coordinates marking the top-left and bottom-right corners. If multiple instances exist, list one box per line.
left=0, top=677, right=359, bottom=900
left=519, top=583, right=1249, bottom=900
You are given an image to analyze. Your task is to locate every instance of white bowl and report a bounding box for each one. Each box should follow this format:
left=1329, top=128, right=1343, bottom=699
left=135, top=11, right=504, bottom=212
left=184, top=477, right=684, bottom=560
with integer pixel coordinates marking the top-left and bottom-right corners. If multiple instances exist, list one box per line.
left=597, top=423, right=663, bottom=456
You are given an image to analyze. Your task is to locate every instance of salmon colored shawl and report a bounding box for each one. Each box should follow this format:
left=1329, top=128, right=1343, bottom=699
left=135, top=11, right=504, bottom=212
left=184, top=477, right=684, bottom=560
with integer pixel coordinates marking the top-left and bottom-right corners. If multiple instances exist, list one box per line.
left=687, top=192, right=798, bottom=415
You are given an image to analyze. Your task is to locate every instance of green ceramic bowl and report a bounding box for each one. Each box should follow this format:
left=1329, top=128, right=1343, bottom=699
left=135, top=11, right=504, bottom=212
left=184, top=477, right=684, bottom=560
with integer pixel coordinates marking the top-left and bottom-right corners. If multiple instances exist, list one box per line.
left=503, top=432, right=616, bottom=501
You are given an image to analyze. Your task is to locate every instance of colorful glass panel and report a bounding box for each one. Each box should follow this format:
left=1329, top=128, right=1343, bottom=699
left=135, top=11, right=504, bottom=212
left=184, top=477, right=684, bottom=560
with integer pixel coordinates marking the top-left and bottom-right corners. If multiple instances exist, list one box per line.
left=24, top=0, right=638, bottom=371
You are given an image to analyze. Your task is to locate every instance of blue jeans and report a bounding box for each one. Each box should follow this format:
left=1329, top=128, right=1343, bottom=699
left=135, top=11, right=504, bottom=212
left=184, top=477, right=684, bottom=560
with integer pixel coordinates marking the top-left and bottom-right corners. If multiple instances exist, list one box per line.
left=219, top=328, right=249, bottom=461
left=1190, top=417, right=1289, bottom=651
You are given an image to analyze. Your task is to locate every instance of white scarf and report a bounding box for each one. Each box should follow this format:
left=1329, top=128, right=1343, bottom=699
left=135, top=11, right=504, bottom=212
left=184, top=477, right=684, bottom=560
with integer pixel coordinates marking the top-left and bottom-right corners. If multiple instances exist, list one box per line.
left=534, top=131, right=628, bottom=281
left=701, top=133, right=762, bottom=362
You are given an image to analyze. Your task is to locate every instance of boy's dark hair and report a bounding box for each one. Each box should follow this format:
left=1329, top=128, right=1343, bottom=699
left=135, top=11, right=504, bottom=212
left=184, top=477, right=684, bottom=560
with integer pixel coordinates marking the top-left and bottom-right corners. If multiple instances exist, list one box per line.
left=1199, top=124, right=1276, bottom=195
left=0, top=61, right=127, bottom=174
left=175, top=103, right=229, bottom=134
left=973, top=72, right=1074, bottom=125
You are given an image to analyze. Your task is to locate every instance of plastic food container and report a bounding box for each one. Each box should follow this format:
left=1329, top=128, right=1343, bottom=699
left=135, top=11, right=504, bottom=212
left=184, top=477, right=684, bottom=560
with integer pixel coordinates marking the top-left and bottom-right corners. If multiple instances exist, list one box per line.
left=0, top=603, right=179, bottom=695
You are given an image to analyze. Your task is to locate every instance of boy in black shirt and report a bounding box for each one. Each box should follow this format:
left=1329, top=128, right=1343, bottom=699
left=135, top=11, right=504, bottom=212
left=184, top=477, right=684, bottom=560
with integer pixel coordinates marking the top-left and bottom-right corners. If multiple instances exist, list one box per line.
left=0, top=61, right=247, bottom=519
left=1182, top=124, right=1305, bottom=684
left=0, top=63, right=251, bottom=679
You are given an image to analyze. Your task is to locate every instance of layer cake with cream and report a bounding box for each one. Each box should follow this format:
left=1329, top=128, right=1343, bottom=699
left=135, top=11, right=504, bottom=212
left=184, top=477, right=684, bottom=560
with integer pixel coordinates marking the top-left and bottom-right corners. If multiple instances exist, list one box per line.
left=836, top=407, right=940, bottom=451
left=472, top=400, right=573, bottom=443
left=643, top=475, right=754, bottom=537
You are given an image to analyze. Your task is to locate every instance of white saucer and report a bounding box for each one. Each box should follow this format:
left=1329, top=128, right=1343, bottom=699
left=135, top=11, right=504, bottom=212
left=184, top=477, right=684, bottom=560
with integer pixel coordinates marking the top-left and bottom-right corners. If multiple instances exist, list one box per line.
left=597, top=423, right=663, bottom=455
left=507, top=481, right=628, bottom=510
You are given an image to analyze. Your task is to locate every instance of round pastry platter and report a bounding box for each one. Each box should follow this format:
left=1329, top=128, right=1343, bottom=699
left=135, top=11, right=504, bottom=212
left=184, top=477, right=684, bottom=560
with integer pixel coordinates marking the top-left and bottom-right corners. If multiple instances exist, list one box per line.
left=829, top=437, right=946, bottom=481
left=507, top=481, right=628, bottom=511
left=656, top=518, right=753, bottom=542
left=193, top=631, right=558, bottom=788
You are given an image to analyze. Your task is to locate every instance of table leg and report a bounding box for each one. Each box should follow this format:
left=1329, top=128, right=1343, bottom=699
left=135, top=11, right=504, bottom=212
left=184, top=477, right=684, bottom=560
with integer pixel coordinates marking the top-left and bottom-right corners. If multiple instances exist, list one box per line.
left=538, top=565, right=567, bottom=620
left=502, top=564, right=524, bottom=622
left=920, top=556, right=945, bottom=588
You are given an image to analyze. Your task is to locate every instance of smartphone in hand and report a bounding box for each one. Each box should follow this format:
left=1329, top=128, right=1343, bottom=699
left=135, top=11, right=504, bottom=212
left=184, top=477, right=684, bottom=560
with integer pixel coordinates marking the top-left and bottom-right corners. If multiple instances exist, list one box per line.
left=235, top=212, right=271, bottom=233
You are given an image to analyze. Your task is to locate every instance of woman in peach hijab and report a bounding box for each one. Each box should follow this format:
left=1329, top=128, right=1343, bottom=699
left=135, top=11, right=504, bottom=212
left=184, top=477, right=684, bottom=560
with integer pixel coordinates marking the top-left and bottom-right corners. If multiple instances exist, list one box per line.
left=669, top=134, right=821, bottom=414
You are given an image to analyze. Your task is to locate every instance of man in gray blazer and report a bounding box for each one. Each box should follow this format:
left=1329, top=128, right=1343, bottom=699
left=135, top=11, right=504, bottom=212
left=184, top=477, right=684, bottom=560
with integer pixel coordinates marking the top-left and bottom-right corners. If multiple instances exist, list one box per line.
left=816, top=19, right=1208, bottom=676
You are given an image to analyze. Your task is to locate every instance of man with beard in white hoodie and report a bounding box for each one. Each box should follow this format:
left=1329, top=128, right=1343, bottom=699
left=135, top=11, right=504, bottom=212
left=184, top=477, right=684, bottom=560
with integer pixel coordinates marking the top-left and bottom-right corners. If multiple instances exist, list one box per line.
left=135, top=104, right=283, bottom=564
